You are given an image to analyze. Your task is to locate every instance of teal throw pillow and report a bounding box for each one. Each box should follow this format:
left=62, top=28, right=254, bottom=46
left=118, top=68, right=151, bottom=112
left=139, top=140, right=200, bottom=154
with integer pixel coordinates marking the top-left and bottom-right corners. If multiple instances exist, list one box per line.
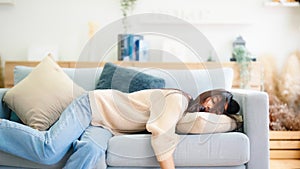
left=96, top=62, right=165, bottom=93
left=10, top=111, right=22, bottom=123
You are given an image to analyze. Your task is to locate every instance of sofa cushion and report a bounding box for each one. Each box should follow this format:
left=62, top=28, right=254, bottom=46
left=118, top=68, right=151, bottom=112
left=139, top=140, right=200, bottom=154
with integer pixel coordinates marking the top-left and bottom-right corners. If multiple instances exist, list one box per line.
left=176, top=112, right=237, bottom=134
left=11, top=66, right=102, bottom=123
left=0, top=88, right=11, bottom=119
left=0, top=149, right=72, bottom=169
left=96, top=62, right=165, bottom=93
left=3, top=56, right=86, bottom=130
left=107, top=133, right=249, bottom=167
left=106, top=167, right=245, bottom=169
left=9, top=111, right=22, bottom=123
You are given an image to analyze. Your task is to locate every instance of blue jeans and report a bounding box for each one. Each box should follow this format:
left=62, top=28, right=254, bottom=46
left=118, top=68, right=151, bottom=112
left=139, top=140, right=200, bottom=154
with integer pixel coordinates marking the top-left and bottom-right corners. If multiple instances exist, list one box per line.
left=0, top=94, right=95, bottom=165
left=64, top=126, right=112, bottom=169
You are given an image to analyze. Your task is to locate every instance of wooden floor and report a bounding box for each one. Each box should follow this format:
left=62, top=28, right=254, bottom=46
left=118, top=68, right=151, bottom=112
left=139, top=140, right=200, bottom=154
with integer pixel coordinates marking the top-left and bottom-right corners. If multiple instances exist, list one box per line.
left=270, top=131, right=300, bottom=169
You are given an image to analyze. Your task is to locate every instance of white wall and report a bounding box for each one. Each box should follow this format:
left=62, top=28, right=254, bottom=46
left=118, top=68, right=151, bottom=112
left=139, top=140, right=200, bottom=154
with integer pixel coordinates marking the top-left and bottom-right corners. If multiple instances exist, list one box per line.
left=0, top=0, right=299, bottom=69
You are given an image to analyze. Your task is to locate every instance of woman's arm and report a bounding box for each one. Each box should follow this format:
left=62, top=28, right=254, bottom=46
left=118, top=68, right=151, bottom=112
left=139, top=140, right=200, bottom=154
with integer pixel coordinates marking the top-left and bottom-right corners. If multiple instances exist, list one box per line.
left=159, top=156, right=175, bottom=169
left=146, top=92, right=189, bottom=168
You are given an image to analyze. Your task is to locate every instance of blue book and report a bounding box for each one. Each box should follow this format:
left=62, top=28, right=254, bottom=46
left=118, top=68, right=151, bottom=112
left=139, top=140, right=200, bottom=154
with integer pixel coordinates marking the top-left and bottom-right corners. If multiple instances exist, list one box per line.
left=118, top=34, right=143, bottom=61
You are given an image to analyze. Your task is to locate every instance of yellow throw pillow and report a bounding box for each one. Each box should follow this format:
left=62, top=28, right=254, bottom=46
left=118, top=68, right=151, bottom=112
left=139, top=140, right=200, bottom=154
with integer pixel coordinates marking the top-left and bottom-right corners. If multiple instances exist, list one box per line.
left=176, top=112, right=238, bottom=134
left=3, top=56, right=86, bottom=130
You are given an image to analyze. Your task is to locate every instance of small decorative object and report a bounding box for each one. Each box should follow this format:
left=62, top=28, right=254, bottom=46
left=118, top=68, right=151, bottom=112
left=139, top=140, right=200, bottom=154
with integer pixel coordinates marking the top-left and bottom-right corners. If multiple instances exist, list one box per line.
left=231, top=36, right=256, bottom=62
left=206, top=51, right=215, bottom=62
left=88, top=21, right=99, bottom=38
left=233, top=36, right=246, bottom=47
left=280, top=0, right=298, bottom=2
left=232, top=45, right=252, bottom=89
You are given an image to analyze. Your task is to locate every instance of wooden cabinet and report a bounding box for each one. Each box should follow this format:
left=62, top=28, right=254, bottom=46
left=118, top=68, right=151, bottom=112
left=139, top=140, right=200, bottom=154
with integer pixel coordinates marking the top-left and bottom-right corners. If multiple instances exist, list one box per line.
left=270, top=131, right=300, bottom=169
left=4, top=61, right=263, bottom=90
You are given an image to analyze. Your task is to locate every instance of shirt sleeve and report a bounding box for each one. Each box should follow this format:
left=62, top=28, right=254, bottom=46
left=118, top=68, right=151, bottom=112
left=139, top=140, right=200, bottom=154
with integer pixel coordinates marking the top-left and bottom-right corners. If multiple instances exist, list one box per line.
left=146, top=91, right=189, bottom=162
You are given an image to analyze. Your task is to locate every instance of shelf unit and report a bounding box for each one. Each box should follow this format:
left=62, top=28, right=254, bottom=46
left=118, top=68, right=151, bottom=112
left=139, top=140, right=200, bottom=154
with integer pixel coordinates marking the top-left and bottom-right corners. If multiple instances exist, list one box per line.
left=139, top=18, right=253, bottom=25
left=4, top=61, right=262, bottom=90
left=264, top=1, right=300, bottom=7
left=191, top=20, right=253, bottom=25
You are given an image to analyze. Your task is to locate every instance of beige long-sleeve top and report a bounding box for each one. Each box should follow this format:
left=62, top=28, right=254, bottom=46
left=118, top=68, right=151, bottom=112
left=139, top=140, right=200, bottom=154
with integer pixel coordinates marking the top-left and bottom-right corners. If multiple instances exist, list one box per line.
left=88, top=89, right=190, bottom=162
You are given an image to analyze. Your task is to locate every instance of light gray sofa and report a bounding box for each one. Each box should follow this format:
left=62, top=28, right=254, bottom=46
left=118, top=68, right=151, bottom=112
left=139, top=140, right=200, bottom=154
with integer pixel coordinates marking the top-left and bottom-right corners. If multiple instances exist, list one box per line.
left=0, top=65, right=269, bottom=169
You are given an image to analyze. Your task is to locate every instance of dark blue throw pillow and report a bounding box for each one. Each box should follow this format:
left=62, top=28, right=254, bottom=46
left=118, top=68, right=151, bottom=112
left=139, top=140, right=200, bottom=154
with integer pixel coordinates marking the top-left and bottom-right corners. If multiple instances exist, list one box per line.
left=96, top=63, right=165, bottom=93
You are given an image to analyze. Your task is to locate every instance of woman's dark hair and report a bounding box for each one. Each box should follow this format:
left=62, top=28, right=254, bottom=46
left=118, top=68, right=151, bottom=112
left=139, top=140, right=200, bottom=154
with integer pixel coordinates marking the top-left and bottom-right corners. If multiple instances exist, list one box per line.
left=186, top=89, right=240, bottom=115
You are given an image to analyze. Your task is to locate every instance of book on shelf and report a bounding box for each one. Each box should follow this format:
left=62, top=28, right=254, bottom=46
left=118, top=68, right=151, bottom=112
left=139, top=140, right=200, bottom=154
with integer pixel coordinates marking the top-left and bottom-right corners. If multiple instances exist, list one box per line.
left=118, top=34, right=145, bottom=61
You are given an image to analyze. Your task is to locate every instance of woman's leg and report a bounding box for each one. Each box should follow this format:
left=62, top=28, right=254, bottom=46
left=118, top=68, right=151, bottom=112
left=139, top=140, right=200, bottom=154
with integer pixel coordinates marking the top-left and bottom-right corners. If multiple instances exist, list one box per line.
left=63, top=126, right=113, bottom=169
left=0, top=93, right=92, bottom=165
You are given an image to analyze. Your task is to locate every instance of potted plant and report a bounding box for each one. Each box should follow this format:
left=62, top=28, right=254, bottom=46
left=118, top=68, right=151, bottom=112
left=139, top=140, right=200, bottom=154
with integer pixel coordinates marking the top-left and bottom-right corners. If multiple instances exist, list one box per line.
left=120, top=0, right=138, bottom=33
left=118, top=0, right=144, bottom=61
left=232, top=45, right=252, bottom=89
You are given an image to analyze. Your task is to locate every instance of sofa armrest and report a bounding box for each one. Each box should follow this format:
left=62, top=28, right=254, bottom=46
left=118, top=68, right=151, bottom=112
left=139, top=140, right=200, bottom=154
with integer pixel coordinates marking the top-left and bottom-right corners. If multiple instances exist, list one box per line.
left=231, top=89, right=269, bottom=169
left=0, top=88, right=11, bottom=119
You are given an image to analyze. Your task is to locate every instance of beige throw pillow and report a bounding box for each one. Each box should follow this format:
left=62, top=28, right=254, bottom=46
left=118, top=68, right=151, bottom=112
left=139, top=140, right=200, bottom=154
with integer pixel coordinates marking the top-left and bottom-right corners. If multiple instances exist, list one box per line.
left=176, top=112, right=238, bottom=134
left=3, top=56, right=86, bottom=130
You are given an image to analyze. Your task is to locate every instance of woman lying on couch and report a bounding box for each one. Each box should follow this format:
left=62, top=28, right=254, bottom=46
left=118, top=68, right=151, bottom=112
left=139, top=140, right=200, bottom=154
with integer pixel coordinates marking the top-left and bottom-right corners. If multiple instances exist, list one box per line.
left=0, top=88, right=240, bottom=169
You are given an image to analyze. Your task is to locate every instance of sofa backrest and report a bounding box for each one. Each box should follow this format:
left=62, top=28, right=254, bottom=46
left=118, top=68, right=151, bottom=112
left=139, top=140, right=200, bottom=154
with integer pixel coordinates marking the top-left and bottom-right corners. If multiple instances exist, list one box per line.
left=14, top=65, right=233, bottom=98
left=131, top=67, right=233, bottom=98
left=14, top=66, right=103, bottom=91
